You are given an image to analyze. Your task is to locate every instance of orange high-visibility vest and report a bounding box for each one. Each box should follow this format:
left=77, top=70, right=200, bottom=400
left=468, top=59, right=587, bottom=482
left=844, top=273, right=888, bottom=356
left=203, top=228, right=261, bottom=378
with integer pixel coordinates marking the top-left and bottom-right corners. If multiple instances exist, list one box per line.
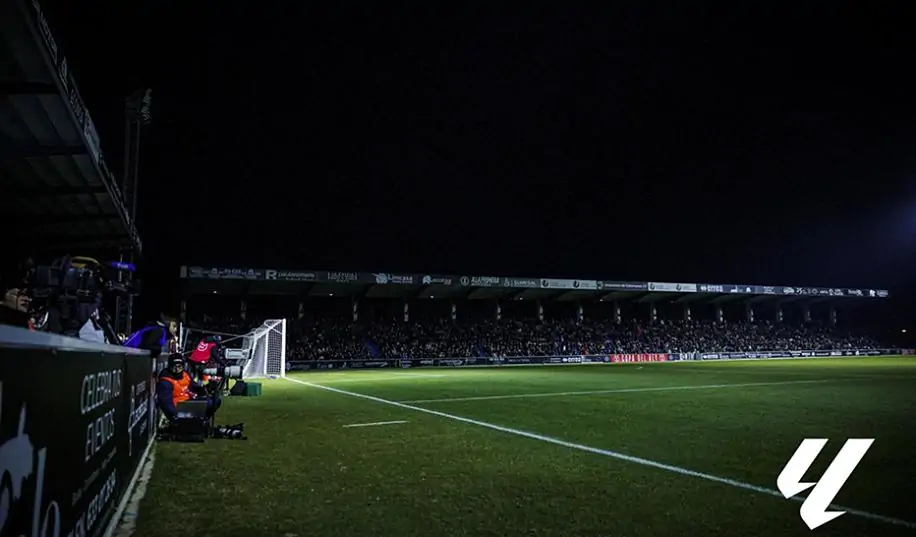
left=161, top=372, right=193, bottom=407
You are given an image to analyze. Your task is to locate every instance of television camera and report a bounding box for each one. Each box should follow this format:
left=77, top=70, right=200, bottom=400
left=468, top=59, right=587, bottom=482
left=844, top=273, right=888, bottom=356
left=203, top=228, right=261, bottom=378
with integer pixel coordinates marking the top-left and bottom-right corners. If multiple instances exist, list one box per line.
left=202, top=364, right=244, bottom=382
left=24, top=255, right=139, bottom=344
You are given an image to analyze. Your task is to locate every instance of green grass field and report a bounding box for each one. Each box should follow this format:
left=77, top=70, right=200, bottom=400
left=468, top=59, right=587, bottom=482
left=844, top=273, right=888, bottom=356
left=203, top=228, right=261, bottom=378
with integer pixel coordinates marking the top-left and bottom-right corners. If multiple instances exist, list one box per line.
left=134, top=358, right=916, bottom=537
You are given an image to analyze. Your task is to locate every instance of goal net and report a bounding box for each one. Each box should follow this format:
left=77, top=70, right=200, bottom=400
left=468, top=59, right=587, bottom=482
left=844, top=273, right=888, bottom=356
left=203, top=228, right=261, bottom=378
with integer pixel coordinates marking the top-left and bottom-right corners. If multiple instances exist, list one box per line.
left=242, top=319, right=287, bottom=378
left=179, top=324, right=247, bottom=355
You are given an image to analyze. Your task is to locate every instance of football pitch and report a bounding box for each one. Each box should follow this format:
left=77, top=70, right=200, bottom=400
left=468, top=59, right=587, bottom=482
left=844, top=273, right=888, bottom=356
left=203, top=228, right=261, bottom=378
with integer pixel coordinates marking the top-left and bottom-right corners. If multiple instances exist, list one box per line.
left=134, top=358, right=916, bottom=537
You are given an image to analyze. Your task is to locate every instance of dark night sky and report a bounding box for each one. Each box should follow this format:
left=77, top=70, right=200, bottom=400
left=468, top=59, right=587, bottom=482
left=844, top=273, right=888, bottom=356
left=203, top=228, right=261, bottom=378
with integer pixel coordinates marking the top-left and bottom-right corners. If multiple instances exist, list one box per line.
left=35, top=2, right=916, bottom=315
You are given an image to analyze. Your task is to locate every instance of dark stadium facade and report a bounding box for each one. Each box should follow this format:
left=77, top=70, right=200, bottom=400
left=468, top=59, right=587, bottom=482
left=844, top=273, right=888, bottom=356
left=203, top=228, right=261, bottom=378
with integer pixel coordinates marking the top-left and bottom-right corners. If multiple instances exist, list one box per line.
left=178, top=265, right=890, bottom=331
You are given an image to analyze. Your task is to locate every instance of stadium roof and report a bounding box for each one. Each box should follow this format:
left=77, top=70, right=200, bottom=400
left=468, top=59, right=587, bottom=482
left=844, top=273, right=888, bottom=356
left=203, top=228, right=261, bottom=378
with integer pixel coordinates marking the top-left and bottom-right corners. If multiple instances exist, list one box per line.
left=178, top=266, right=889, bottom=305
left=0, top=0, right=141, bottom=254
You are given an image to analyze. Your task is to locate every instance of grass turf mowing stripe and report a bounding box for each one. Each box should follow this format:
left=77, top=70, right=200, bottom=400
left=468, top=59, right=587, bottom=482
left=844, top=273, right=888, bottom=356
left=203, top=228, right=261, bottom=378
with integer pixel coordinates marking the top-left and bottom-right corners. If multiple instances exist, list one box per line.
left=398, top=378, right=847, bottom=404
left=312, top=374, right=447, bottom=384
left=286, top=376, right=916, bottom=531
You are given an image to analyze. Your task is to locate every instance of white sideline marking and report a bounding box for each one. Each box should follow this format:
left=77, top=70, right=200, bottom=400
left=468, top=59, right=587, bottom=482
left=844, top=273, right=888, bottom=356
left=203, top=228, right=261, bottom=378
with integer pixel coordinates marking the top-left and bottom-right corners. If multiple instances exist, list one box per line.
left=399, top=379, right=844, bottom=404
left=343, top=420, right=408, bottom=428
left=315, top=374, right=446, bottom=384
left=112, top=446, right=156, bottom=537
left=102, top=434, right=156, bottom=537
left=286, top=376, right=916, bottom=530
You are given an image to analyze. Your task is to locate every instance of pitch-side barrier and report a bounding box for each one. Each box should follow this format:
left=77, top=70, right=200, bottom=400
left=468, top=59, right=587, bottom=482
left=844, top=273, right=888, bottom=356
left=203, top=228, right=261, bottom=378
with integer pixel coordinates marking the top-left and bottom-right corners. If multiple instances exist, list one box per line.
left=0, top=324, right=158, bottom=537
left=287, top=348, right=911, bottom=371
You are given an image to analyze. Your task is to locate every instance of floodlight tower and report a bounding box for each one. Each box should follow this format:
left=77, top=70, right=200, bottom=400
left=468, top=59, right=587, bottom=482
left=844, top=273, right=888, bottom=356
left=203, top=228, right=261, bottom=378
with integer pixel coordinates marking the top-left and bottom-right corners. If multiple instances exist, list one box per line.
left=115, top=89, right=152, bottom=335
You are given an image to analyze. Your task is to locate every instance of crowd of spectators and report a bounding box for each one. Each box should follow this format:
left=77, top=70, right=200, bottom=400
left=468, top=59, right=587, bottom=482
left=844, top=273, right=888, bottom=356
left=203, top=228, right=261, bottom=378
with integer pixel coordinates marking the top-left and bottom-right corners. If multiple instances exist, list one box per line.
left=271, top=317, right=883, bottom=361
left=184, top=308, right=886, bottom=361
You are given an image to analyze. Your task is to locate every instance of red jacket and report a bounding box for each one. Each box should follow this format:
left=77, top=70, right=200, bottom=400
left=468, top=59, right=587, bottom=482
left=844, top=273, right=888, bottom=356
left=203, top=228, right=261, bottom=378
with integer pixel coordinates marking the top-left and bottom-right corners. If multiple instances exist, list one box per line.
left=189, top=340, right=217, bottom=364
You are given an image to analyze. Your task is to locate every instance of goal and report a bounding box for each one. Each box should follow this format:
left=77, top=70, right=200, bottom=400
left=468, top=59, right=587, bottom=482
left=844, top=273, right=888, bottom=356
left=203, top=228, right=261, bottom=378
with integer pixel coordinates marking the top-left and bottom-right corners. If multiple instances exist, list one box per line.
left=241, top=319, right=287, bottom=378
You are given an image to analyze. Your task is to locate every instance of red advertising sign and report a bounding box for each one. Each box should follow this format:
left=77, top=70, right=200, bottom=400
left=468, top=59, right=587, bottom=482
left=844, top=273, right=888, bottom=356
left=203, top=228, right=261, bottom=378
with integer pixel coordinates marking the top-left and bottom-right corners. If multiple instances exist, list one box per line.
left=609, top=353, right=668, bottom=363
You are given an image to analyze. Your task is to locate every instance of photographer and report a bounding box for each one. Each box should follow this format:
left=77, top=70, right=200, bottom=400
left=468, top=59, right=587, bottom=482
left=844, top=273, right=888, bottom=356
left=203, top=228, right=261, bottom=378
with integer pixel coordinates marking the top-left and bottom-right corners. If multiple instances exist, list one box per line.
left=155, top=354, right=221, bottom=422
left=188, top=334, right=222, bottom=382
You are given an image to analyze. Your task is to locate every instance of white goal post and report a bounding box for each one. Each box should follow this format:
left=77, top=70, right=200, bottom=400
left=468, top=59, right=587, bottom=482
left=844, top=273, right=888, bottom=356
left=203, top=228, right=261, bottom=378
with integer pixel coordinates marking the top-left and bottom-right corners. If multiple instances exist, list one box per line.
left=242, top=319, right=287, bottom=378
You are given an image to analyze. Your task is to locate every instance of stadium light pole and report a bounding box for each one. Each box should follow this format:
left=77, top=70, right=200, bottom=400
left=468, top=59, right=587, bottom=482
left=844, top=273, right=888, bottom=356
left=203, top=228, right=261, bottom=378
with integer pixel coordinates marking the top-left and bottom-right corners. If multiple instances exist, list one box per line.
left=115, top=89, right=152, bottom=335
left=122, top=89, right=151, bottom=220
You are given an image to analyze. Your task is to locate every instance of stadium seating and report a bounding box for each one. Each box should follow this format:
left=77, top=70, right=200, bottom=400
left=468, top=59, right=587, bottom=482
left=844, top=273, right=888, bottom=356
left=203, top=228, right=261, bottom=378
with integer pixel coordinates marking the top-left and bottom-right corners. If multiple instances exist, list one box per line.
left=184, top=311, right=884, bottom=361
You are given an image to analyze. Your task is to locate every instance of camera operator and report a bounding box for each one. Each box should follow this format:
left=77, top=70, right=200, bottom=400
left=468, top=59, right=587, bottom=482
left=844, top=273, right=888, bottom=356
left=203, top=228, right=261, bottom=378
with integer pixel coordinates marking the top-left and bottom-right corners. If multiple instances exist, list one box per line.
left=156, top=354, right=221, bottom=422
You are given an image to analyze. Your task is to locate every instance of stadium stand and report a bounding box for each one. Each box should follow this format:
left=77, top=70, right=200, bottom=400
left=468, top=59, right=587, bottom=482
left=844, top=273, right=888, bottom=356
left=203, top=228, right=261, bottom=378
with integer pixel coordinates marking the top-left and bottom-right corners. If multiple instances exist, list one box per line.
left=179, top=266, right=901, bottom=369
left=185, top=313, right=884, bottom=361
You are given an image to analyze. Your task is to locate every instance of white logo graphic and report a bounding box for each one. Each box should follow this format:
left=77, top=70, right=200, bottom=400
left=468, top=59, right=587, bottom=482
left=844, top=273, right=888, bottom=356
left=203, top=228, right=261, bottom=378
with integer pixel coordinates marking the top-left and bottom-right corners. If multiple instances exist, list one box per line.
left=374, top=273, right=389, bottom=284
left=329, top=272, right=358, bottom=282
left=0, top=381, right=56, bottom=537
left=777, top=438, right=874, bottom=530
left=266, top=269, right=277, bottom=280
left=421, top=275, right=452, bottom=285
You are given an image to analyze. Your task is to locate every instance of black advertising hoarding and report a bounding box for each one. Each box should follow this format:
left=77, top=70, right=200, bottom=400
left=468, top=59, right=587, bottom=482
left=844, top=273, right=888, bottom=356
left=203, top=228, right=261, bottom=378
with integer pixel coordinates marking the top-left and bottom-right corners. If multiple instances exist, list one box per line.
left=184, top=266, right=215, bottom=279
left=0, top=345, right=154, bottom=537
left=367, top=273, right=418, bottom=285
left=596, top=281, right=648, bottom=291
left=124, top=351, right=157, bottom=477
left=647, top=282, right=698, bottom=293
left=458, top=276, right=502, bottom=288
left=502, top=277, right=540, bottom=288
left=218, top=268, right=265, bottom=280
left=326, top=271, right=360, bottom=284
left=673, top=348, right=904, bottom=361
left=265, top=269, right=322, bottom=282
left=184, top=266, right=264, bottom=280
left=696, top=283, right=890, bottom=299
left=285, top=349, right=909, bottom=371
left=288, top=356, right=613, bottom=370
left=419, top=274, right=457, bottom=286
left=178, top=266, right=888, bottom=298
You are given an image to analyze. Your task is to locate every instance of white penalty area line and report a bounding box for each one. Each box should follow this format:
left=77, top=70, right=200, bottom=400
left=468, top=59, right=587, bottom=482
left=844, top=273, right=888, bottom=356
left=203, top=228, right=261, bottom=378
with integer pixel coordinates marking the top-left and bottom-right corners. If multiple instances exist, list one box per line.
left=285, top=376, right=916, bottom=531
left=399, top=378, right=848, bottom=404
left=343, top=420, right=408, bottom=428
left=310, top=374, right=446, bottom=384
